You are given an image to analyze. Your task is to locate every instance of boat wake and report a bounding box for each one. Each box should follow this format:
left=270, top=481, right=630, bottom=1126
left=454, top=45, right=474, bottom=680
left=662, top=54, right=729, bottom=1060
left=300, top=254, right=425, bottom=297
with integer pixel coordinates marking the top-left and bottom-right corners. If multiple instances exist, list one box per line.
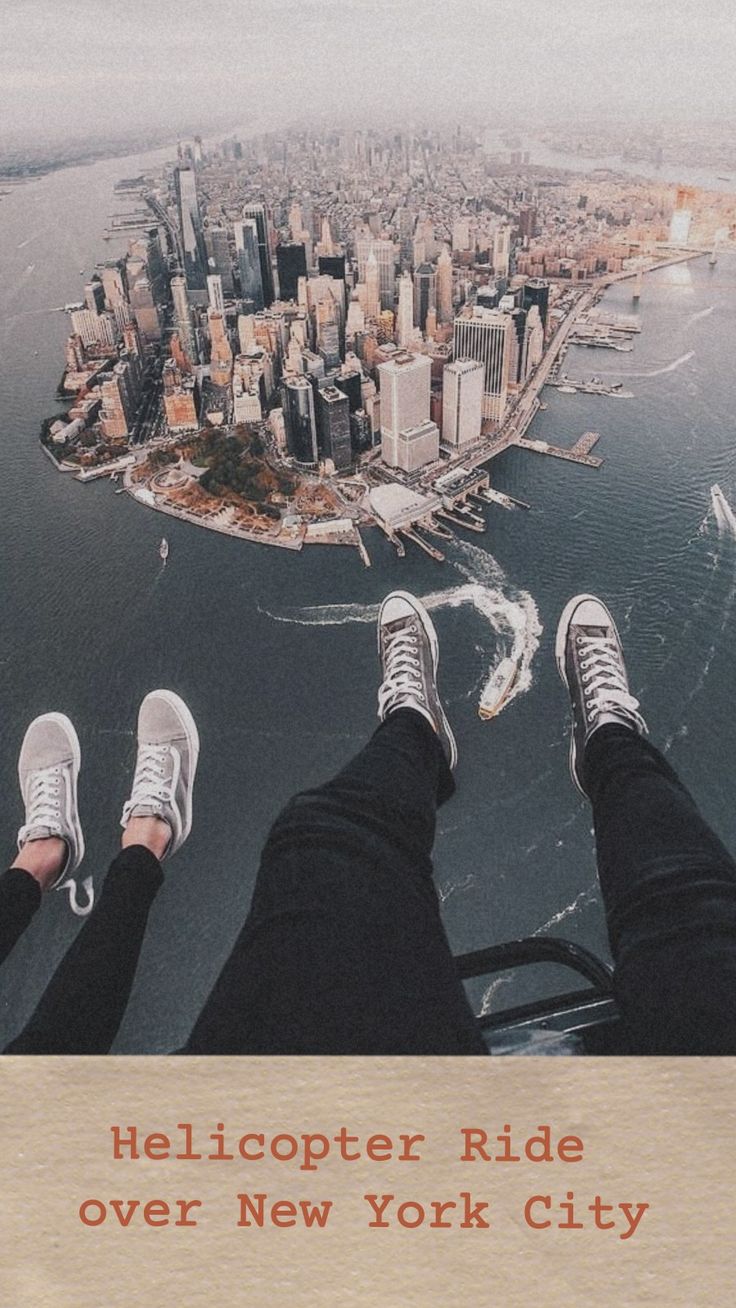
left=685, top=305, right=714, bottom=329
left=260, top=538, right=542, bottom=717
left=615, top=349, right=694, bottom=380
left=710, top=483, right=736, bottom=539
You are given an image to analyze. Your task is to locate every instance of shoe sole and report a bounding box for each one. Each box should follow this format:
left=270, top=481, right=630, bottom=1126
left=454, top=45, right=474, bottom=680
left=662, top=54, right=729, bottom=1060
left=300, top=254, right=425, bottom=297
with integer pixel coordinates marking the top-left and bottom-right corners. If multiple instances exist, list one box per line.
left=145, top=690, right=200, bottom=849
left=18, top=712, right=85, bottom=878
left=378, top=590, right=458, bottom=770
left=555, top=593, right=623, bottom=799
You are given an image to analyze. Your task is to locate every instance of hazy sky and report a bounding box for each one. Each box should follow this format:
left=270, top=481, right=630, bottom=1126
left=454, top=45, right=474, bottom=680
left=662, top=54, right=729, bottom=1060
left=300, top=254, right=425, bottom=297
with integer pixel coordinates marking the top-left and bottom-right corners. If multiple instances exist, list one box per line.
left=2, top=0, right=734, bottom=145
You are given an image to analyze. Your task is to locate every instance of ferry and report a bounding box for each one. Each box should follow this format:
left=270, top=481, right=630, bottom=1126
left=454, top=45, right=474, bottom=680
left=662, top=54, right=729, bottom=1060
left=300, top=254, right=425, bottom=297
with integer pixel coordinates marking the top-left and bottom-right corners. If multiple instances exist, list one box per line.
left=159, top=537, right=169, bottom=561
left=478, top=657, right=519, bottom=720
left=559, top=384, right=577, bottom=394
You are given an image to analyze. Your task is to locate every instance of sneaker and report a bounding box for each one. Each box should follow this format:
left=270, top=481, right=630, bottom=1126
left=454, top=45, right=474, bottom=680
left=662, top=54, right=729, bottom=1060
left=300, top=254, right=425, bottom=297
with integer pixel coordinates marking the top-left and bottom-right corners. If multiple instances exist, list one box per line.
left=17, top=712, right=92, bottom=916
left=120, top=690, right=199, bottom=859
left=377, top=590, right=457, bottom=769
left=555, top=593, right=647, bottom=798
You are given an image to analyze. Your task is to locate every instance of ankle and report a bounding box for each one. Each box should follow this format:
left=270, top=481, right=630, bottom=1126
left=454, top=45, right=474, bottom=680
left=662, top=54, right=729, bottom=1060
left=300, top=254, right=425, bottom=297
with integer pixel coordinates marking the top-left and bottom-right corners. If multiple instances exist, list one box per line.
left=122, top=816, right=171, bottom=861
left=12, top=836, right=67, bottom=890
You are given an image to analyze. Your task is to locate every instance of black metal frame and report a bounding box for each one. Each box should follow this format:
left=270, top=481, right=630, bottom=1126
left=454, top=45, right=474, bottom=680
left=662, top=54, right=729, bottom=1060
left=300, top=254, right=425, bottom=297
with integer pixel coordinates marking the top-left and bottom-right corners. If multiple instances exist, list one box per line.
left=454, top=936, right=616, bottom=1037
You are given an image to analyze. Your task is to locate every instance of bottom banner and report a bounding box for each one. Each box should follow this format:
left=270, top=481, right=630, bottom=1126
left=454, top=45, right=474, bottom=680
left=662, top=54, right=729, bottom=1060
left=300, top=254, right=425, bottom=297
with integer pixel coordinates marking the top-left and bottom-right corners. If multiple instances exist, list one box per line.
left=0, top=1057, right=732, bottom=1306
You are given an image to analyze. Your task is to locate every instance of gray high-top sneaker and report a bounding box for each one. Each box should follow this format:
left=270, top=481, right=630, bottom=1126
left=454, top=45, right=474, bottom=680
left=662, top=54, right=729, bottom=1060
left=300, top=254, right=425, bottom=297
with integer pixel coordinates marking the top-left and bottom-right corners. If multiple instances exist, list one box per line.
left=555, top=593, right=647, bottom=798
left=120, top=690, right=199, bottom=859
left=17, top=712, right=92, bottom=915
left=377, top=590, right=457, bottom=769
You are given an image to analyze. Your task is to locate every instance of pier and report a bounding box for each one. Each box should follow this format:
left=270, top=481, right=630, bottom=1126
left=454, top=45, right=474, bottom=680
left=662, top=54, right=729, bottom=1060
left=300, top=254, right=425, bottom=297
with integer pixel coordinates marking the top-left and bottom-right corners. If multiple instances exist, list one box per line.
left=517, top=431, right=603, bottom=469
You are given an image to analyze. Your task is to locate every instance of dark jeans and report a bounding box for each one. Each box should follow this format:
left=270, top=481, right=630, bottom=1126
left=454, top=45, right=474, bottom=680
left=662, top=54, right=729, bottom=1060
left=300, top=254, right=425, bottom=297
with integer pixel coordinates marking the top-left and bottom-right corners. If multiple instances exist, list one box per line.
left=3, top=712, right=736, bottom=1054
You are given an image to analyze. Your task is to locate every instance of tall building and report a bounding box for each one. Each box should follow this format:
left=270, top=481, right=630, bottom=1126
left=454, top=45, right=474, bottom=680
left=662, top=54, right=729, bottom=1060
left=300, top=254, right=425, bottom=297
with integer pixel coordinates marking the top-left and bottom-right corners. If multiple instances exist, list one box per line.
left=453, top=307, right=513, bottom=423
left=276, top=242, right=308, bottom=301
left=242, top=202, right=275, bottom=306
left=234, top=219, right=264, bottom=312
left=493, top=225, right=511, bottom=277
left=436, top=246, right=453, bottom=324
left=318, top=254, right=346, bottom=282
left=282, top=373, right=318, bottom=465
left=522, top=278, right=550, bottom=331
left=207, top=274, right=225, bottom=313
left=365, top=250, right=380, bottom=321
left=171, top=274, right=197, bottom=364
left=396, top=271, right=414, bottom=347
left=128, top=274, right=161, bottom=344
left=316, top=386, right=352, bottom=470
left=208, top=310, right=233, bottom=386
left=356, top=238, right=395, bottom=310
left=100, top=359, right=139, bottom=440
left=204, top=226, right=235, bottom=296
left=413, top=263, right=437, bottom=334
left=175, top=167, right=208, bottom=294
left=378, top=350, right=438, bottom=471
left=442, top=359, right=484, bottom=447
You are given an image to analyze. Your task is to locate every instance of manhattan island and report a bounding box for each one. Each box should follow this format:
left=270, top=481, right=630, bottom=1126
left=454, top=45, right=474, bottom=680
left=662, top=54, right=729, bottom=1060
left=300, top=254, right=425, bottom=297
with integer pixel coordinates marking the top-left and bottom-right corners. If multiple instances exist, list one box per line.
left=41, top=125, right=723, bottom=563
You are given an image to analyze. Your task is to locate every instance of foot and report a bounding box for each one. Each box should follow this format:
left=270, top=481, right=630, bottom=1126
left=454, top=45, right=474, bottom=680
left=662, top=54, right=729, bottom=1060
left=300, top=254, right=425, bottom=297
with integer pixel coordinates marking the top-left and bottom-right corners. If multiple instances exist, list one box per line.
left=555, top=593, right=647, bottom=798
left=17, top=712, right=85, bottom=886
left=120, top=690, right=199, bottom=859
left=377, top=590, right=457, bottom=769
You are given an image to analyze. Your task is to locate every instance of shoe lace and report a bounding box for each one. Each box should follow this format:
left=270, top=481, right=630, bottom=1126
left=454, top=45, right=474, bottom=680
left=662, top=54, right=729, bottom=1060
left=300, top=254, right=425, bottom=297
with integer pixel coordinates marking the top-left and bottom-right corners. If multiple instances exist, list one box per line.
left=19, top=767, right=63, bottom=840
left=578, top=635, right=647, bottom=733
left=121, top=743, right=173, bottom=824
left=377, top=623, right=425, bottom=717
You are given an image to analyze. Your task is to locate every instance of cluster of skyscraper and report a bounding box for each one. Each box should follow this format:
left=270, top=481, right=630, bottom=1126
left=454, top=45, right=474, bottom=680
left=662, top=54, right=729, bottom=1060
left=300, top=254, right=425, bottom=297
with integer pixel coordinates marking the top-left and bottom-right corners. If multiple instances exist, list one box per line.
left=53, top=127, right=559, bottom=487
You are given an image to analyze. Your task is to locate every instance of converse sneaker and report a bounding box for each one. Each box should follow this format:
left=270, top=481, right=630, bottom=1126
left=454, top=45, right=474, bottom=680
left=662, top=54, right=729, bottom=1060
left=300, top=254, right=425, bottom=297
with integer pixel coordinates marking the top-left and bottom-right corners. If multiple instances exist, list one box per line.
left=120, top=690, right=199, bottom=858
left=377, top=590, right=457, bottom=769
left=17, top=712, right=93, bottom=916
left=555, top=593, right=647, bottom=798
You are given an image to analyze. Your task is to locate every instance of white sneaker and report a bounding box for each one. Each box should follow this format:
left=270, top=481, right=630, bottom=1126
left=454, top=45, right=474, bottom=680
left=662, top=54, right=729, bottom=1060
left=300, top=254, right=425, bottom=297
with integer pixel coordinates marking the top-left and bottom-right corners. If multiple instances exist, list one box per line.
left=120, top=690, right=199, bottom=859
left=377, top=590, right=457, bottom=769
left=17, top=713, right=93, bottom=916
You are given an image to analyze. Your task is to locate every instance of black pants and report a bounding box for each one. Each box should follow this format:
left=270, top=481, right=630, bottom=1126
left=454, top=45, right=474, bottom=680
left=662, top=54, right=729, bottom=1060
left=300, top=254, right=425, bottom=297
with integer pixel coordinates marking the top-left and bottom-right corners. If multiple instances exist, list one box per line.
left=3, top=712, right=736, bottom=1054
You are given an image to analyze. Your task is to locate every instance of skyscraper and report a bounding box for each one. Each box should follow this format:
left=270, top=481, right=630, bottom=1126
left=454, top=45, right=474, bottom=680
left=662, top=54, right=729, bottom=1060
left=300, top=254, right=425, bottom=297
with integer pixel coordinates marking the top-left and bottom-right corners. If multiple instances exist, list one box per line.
left=175, top=167, right=208, bottom=295
left=442, top=359, right=484, bottom=447
left=522, top=278, right=550, bottom=331
left=365, top=250, right=380, bottom=321
left=282, top=373, right=318, bottom=465
left=316, top=386, right=352, bottom=470
left=204, top=226, right=235, bottom=296
left=396, top=271, right=414, bottom=347
left=171, top=274, right=197, bottom=364
left=242, top=202, right=275, bottom=306
left=436, top=246, right=453, bottom=324
left=452, top=307, right=512, bottom=423
left=235, top=220, right=264, bottom=312
left=493, top=225, right=511, bottom=277
left=378, top=350, right=438, bottom=471
left=207, top=274, right=225, bottom=313
left=413, top=263, right=437, bottom=334
left=356, top=239, right=395, bottom=310
left=276, top=242, right=308, bottom=301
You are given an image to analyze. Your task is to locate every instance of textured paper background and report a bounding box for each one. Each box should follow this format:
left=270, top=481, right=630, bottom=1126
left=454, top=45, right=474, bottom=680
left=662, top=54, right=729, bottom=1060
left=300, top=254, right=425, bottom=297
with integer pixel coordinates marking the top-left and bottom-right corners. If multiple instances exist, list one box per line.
left=0, top=1056, right=733, bottom=1307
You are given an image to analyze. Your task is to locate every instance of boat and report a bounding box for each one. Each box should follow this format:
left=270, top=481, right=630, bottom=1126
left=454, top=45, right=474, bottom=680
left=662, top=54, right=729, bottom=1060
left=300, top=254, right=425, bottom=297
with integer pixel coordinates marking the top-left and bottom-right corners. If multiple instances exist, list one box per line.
left=159, top=537, right=169, bottom=561
left=478, top=656, right=519, bottom=720
left=559, top=384, right=577, bottom=394
left=708, top=251, right=717, bottom=266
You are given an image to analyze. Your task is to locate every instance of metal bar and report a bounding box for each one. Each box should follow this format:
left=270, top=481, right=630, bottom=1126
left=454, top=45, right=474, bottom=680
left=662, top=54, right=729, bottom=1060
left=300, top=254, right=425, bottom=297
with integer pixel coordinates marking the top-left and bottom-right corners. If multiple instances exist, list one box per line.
left=454, top=936, right=614, bottom=992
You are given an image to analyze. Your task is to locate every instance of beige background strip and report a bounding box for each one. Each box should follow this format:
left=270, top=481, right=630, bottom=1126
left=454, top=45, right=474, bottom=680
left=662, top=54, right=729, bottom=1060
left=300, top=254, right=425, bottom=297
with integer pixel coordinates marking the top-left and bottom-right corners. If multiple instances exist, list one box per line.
left=0, top=1056, right=733, bottom=1306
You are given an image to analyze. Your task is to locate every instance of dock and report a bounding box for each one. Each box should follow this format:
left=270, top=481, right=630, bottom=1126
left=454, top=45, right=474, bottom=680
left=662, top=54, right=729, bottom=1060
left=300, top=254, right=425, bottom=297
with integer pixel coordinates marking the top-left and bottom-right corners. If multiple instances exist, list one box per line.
left=479, top=487, right=531, bottom=511
left=355, top=527, right=371, bottom=569
left=436, top=507, right=486, bottom=533
left=517, top=431, right=603, bottom=469
left=400, top=528, right=445, bottom=561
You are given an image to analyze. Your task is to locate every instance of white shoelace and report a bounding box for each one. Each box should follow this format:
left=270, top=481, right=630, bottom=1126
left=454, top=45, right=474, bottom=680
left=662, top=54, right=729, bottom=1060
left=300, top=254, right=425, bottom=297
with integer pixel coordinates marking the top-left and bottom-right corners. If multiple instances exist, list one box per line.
left=377, top=624, right=426, bottom=718
left=578, top=634, right=647, bottom=733
left=18, top=767, right=63, bottom=844
left=121, top=743, right=173, bottom=825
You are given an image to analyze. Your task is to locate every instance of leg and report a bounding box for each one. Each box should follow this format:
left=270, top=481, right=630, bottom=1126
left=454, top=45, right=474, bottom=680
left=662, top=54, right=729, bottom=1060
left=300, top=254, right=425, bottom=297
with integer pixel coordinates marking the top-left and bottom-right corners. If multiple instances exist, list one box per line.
left=4, top=690, right=199, bottom=1054
left=586, top=726, right=736, bottom=1054
left=5, top=845, right=163, bottom=1053
left=0, top=869, right=42, bottom=966
left=557, top=594, right=736, bottom=1054
left=187, top=593, right=486, bottom=1054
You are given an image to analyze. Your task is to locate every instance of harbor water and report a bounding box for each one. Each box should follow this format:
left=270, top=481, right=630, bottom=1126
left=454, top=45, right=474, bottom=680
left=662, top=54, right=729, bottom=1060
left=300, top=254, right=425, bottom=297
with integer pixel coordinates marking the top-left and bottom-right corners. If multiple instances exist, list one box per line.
left=1, top=149, right=735, bottom=1048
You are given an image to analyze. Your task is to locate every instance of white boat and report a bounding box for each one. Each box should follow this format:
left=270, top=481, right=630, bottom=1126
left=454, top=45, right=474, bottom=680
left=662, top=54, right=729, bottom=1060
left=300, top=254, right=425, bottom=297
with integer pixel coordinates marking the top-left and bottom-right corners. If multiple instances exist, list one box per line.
left=479, top=657, right=519, bottom=720
left=159, top=537, right=169, bottom=561
left=559, top=384, right=577, bottom=394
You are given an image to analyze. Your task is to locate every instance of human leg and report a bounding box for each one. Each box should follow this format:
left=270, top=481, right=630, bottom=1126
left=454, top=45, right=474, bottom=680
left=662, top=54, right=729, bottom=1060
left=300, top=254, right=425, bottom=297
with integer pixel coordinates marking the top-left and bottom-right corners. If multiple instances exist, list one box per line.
left=557, top=594, right=736, bottom=1053
left=4, top=690, right=199, bottom=1054
left=186, top=591, right=486, bottom=1055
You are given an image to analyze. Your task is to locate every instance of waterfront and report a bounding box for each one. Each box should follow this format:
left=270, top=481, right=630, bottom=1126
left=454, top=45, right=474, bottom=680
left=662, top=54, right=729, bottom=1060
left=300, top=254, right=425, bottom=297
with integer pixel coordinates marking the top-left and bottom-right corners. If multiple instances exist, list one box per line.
left=1, top=147, right=736, bottom=1049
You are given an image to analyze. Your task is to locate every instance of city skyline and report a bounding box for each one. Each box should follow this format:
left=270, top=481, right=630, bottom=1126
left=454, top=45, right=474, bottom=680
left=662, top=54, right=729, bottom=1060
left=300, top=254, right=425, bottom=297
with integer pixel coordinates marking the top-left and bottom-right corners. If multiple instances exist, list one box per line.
left=2, top=0, right=736, bottom=147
